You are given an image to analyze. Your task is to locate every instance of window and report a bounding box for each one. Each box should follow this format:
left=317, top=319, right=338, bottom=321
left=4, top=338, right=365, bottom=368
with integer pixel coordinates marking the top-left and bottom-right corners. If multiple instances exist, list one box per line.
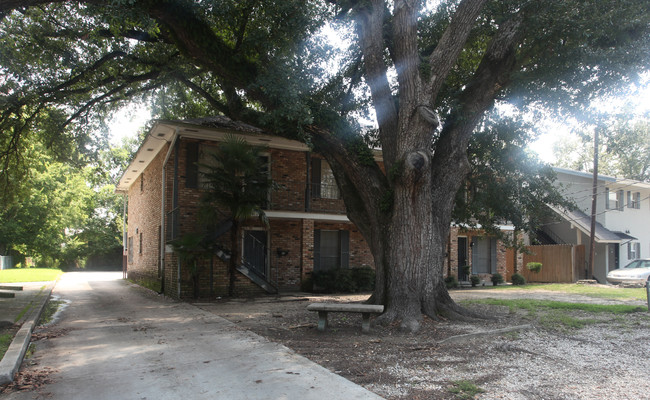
left=471, top=237, right=497, bottom=274
left=606, top=188, right=624, bottom=211
left=185, top=142, right=199, bottom=189
left=320, top=162, right=339, bottom=199
left=140, top=174, right=144, bottom=192
left=195, top=144, right=270, bottom=193
left=197, top=144, right=219, bottom=188
left=311, top=158, right=339, bottom=199
left=139, top=232, right=143, bottom=255
left=127, top=236, right=133, bottom=262
left=628, top=242, right=641, bottom=260
left=314, top=230, right=349, bottom=271
left=627, top=191, right=641, bottom=209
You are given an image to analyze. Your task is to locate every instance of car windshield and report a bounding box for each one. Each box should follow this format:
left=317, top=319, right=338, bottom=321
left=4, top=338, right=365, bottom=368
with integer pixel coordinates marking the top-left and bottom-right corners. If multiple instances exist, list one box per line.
left=623, top=260, right=650, bottom=269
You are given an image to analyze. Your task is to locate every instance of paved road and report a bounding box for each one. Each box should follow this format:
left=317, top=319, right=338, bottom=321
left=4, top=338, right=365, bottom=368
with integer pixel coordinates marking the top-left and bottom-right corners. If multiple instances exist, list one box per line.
left=4, top=272, right=383, bottom=400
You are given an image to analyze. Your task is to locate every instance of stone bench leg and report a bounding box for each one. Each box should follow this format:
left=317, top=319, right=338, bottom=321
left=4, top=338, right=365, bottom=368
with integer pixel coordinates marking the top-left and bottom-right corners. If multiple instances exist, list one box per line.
left=361, top=313, right=371, bottom=333
left=317, top=311, right=328, bottom=332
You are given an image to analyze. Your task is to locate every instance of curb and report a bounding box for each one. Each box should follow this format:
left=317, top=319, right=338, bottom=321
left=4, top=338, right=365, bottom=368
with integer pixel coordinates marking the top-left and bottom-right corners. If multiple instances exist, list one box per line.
left=0, top=282, right=54, bottom=385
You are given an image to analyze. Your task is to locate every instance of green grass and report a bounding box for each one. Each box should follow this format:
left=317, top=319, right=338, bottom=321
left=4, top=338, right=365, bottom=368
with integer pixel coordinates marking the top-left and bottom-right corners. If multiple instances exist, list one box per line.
left=14, top=304, right=33, bottom=323
left=463, top=298, right=646, bottom=331
left=492, top=283, right=647, bottom=301
left=463, top=298, right=646, bottom=314
left=538, top=311, right=598, bottom=330
left=0, top=331, right=13, bottom=360
left=448, top=380, right=486, bottom=399
left=0, top=268, right=63, bottom=283
left=128, top=277, right=162, bottom=293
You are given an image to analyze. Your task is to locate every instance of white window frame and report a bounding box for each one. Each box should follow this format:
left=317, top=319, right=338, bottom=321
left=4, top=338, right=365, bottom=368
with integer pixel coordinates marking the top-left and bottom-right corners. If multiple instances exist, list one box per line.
left=320, top=161, right=340, bottom=200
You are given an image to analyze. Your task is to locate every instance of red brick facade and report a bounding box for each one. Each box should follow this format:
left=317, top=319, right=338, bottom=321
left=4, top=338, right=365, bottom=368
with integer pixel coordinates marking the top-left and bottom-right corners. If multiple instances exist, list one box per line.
left=125, top=134, right=375, bottom=299
left=443, top=226, right=512, bottom=283
left=126, top=145, right=166, bottom=283
left=123, top=125, right=513, bottom=298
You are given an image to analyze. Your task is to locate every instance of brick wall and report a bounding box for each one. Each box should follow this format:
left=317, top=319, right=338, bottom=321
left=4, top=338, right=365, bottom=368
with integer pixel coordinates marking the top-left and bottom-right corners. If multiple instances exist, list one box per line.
left=268, top=220, right=303, bottom=290
left=443, top=226, right=508, bottom=281
left=128, top=136, right=381, bottom=298
left=126, top=143, right=167, bottom=283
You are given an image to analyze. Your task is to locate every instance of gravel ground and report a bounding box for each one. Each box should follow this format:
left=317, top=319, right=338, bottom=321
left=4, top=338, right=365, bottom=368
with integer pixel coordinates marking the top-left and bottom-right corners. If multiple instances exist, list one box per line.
left=201, top=286, right=650, bottom=400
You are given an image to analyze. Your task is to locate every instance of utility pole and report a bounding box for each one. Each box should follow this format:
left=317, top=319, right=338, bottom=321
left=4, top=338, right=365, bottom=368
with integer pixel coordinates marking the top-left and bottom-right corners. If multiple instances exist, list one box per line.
left=587, top=128, right=599, bottom=280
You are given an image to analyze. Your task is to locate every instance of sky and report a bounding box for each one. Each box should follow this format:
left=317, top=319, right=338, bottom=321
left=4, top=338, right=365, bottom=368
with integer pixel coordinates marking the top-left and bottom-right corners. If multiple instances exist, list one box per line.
left=530, top=80, right=650, bottom=164
left=108, top=103, right=152, bottom=146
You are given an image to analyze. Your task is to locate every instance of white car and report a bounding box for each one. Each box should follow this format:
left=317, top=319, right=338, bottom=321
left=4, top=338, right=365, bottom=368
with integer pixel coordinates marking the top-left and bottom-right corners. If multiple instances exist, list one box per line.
left=606, top=259, right=650, bottom=285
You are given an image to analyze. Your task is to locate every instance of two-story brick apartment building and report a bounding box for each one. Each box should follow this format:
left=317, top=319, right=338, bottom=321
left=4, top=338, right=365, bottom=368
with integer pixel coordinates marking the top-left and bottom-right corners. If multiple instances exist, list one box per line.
left=117, top=117, right=509, bottom=298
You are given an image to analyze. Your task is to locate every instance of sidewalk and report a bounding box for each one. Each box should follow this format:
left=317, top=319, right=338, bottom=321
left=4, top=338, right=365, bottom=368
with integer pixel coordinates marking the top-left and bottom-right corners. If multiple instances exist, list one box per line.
left=0, top=281, right=55, bottom=385
left=1, top=272, right=384, bottom=399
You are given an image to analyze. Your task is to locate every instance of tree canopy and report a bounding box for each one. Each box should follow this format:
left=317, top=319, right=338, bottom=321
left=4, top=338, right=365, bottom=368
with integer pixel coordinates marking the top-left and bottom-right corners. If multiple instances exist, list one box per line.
left=554, top=115, right=650, bottom=182
left=1, top=0, right=648, bottom=329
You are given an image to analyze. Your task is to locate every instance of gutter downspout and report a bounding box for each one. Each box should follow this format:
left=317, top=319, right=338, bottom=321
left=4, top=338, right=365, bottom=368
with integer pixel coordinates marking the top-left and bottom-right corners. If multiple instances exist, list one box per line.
left=122, top=194, right=127, bottom=280
left=160, top=129, right=179, bottom=296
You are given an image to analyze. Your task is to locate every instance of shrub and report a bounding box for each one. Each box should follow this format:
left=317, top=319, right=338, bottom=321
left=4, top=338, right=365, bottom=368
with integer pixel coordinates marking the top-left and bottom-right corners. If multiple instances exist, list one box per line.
left=301, top=275, right=314, bottom=292
left=311, top=266, right=375, bottom=293
left=461, top=265, right=471, bottom=276
left=526, top=262, right=542, bottom=273
left=350, top=266, right=376, bottom=292
left=491, top=273, right=504, bottom=286
left=511, top=273, right=526, bottom=285
left=470, top=275, right=481, bottom=287
left=445, top=276, right=459, bottom=289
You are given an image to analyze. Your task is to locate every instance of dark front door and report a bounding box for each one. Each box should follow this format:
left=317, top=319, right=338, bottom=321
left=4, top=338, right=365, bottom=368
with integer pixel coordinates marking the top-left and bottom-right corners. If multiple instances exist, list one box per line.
left=458, top=237, right=468, bottom=280
left=243, top=230, right=267, bottom=278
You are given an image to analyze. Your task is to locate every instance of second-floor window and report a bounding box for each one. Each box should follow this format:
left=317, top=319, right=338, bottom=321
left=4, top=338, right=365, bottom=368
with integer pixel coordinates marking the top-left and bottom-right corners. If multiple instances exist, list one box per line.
left=627, top=191, right=641, bottom=209
left=311, top=158, right=340, bottom=199
left=606, top=188, right=624, bottom=211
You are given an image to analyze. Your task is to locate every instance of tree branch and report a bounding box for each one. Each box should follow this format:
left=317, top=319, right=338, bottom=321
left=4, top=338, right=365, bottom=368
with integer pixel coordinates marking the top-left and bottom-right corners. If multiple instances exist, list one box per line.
left=61, top=69, right=162, bottom=128
left=432, top=13, right=523, bottom=199
left=392, top=0, right=420, bottom=112
left=425, top=0, right=487, bottom=103
left=175, top=74, right=230, bottom=115
left=355, top=0, right=398, bottom=168
left=143, top=1, right=258, bottom=90
left=0, top=0, right=66, bottom=13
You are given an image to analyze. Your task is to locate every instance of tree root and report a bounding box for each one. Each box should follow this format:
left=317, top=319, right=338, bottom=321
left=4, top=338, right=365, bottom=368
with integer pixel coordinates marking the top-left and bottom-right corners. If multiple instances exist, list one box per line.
left=373, top=297, right=492, bottom=333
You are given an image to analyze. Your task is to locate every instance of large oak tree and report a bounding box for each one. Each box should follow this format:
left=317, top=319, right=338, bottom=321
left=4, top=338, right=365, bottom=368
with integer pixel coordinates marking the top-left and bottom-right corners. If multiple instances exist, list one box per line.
left=1, top=0, right=648, bottom=330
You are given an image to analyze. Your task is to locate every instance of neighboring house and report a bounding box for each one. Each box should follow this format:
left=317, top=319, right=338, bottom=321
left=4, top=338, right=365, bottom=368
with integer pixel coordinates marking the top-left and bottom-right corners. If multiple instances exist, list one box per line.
left=540, top=167, right=650, bottom=283
left=116, top=116, right=511, bottom=298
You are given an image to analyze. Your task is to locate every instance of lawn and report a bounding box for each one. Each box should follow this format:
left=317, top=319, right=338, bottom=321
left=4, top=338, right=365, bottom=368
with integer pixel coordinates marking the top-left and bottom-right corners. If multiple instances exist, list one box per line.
left=493, top=283, right=647, bottom=301
left=0, top=268, right=63, bottom=283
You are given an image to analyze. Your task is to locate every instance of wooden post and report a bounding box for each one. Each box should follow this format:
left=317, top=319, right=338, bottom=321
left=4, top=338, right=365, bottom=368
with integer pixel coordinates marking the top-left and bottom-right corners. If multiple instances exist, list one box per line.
left=588, top=128, right=599, bottom=280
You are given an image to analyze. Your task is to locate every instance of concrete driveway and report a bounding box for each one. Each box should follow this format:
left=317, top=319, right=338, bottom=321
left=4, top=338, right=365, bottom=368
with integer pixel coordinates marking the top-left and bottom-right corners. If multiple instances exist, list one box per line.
left=3, top=272, right=382, bottom=400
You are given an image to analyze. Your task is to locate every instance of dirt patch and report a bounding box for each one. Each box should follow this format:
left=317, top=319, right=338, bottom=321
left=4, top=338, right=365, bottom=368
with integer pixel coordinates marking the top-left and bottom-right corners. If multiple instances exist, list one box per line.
left=197, top=291, right=650, bottom=399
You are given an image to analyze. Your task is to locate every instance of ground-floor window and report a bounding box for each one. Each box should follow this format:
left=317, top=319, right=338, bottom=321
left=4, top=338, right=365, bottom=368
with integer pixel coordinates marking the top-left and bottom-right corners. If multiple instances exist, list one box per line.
left=127, top=236, right=133, bottom=263
left=314, top=229, right=349, bottom=271
left=628, top=242, right=640, bottom=260
left=471, top=237, right=497, bottom=274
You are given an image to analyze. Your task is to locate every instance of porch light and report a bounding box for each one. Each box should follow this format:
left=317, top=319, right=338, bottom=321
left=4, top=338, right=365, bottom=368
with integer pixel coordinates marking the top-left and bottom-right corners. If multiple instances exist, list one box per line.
left=277, top=248, right=289, bottom=257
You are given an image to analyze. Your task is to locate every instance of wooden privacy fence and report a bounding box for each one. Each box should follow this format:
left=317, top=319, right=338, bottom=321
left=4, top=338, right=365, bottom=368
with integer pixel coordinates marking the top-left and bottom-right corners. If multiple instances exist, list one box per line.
left=521, top=244, right=585, bottom=283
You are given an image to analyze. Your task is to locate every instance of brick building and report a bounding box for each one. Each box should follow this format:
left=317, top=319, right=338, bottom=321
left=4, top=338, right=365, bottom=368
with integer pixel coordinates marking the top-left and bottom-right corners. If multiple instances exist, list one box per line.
left=117, top=117, right=510, bottom=298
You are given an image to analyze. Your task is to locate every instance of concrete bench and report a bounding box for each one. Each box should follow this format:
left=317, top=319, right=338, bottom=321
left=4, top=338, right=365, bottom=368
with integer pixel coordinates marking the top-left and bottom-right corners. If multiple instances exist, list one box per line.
left=307, top=303, right=384, bottom=333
